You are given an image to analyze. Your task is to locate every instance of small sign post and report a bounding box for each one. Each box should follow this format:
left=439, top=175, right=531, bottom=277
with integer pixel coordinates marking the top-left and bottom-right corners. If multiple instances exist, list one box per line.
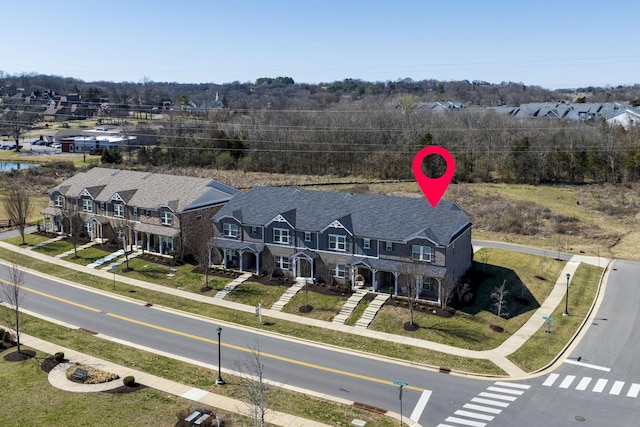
left=112, top=265, right=117, bottom=290
left=393, top=381, right=409, bottom=426
left=542, top=316, right=555, bottom=354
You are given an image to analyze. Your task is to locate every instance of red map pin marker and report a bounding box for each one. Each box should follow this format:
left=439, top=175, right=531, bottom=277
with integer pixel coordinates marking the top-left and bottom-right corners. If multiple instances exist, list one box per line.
left=412, top=146, right=455, bottom=208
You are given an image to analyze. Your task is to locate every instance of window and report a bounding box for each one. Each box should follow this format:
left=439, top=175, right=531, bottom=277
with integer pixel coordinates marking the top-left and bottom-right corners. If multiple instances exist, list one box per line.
left=145, top=210, right=151, bottom=217
left=251, top=226, right=258, bottom=235
left=304, top=231, right=312, bottom=242
left=133, top=207, right=139, bottom=217
left=116, top=228, right=125, bottom=240
left=160, top=211, right=173, bottom=226
left=99, top=202, right=106, bottom=211
left=412, top=245, right=433, bottom=262
left=335, top=264, right=347, bottom=278
left=276, top=256, right=290, bottom=270
left=82, top=199, right=93, bottom=213
left=363, top=238, right=371, bottom=250
left=223, top=223, right=239, bottom=238
left=113, top=203, right=125, bottom=218
left=329, top=234, right=347, bottom=251
left=54, top=195, right=64, bottom=207
left=196, top=211, right=203, bottom=221
left=385, top=241, right=393, bottom=251
left=273, top=228, right=290, bottom=244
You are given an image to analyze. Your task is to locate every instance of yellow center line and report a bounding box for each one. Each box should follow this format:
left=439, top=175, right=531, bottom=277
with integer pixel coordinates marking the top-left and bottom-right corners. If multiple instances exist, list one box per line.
left=4, top=278, right=421, bottom=391
left=1, top=280, right=101, bottom=313
left=106, top=312, right=423, bottom=391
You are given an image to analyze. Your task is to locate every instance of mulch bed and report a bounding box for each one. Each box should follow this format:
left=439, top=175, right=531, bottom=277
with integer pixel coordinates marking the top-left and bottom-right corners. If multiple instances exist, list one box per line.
left=3, top=348, right=36, bottom=362
left=386, top=298, right=456, bottom=318
left=40, top=356, right=59, bottom=373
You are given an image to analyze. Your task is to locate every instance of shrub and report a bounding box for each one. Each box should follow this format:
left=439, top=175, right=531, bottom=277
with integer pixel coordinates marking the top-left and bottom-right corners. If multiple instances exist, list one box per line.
left=54, top=352, right=65, bottom=362
left=123, top=375, right=136, bottom=387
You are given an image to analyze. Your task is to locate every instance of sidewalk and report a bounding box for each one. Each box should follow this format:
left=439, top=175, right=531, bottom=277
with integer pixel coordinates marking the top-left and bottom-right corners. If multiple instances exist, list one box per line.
left=1, top=234, right=610, bottom=379
left=20, top=333, right=333, bottom=427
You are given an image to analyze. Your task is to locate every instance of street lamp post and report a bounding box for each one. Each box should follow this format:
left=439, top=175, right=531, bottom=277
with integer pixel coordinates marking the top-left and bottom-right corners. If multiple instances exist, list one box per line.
left=563, top=273, right=570, bottom=316
left=216, top=326, right=225, bottom=385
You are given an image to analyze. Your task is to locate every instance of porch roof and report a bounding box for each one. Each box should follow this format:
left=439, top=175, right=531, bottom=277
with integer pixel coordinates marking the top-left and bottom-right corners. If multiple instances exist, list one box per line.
left=40, top=206, right=59, bottom=216
left=349, top=256, right=447, bottom=278
left=134, top=222, right=180, bottom=238
left=214, top=238, right=265, bottom=253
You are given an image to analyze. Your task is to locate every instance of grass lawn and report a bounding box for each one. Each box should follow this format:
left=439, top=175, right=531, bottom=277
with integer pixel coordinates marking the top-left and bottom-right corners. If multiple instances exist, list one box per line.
left=0, top=346, right=231, bottom=427
left=345, top=298, right=370, bottom=326
left=3, top=233, right=52, bottom=247
left=14, top=315, right=396, bottom=427
left=281, top=289, right=348, bottom=322
left=371, top=249, right=567, bottom=351
left=225, top=281, right=288, bottom=308
left=62, top=247, right=113, bottom=266
left=507, top=263, right=603, bottom=371
left=117, top=257, right=220, bottom=293
left=31, top=239, right=75, bottom=256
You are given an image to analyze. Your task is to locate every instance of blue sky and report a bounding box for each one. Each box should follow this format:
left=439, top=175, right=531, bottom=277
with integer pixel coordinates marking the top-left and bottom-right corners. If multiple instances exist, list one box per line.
left=3, top=0, right=639, bottom=89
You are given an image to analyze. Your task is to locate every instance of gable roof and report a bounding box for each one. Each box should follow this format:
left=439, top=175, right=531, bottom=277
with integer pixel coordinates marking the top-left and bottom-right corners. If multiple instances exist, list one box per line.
left=213, top=187, right=472, bottom=246
left=49, top=167, right=240, bottom=213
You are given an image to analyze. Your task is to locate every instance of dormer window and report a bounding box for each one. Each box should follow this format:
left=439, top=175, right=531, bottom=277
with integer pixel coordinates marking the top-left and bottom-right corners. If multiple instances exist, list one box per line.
left=273, top=228, right=290, bottom=244
left=82, top=199, right=93, bottom=212
left=113, top=203, right=125, bottom=218
left=412, top=245, right=433, bottom=262
left=160, top=211, right=173, bottom=226
left=223, top=223, right=239, bottom=238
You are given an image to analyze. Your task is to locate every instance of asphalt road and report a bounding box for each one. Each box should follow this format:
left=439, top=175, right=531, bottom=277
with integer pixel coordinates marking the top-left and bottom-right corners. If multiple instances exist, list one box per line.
left=3, top=256, right=638, bottom=426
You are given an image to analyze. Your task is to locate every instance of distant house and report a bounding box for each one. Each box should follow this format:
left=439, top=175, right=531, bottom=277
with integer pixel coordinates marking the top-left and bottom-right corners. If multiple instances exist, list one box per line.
left=41, top=168, right=240, bottom=257
left=495, top=102, right=640, bottom=128
left=211, top=187, right=473, bottom=303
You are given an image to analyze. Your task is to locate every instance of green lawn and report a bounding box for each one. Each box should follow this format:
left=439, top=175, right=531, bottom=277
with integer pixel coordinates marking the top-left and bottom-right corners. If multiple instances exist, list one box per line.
left=31, top=239, right=75, bottom=256
left=345, top=298, right=370, bottom=326
left=116, top=257, right=222, bottom=293
left=281, top=289, right=348, bottom=322
left=0, top=347, right=236, bottom=427
left=3, top=233, right=52, bottom=247
left=371, top=249, right=567, bottom=351
left=62, top=247, right=113, bottom=265
left=225, top=281, right=288, bottom=308
left=508, top=263, right=603, bottom=371
left=12, top=315, right=396, bottom=427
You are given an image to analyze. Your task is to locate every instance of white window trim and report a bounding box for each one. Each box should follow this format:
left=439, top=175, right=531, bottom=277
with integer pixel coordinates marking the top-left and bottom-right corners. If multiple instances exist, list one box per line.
left=54, top=195, right=64, bottom=207
left=273, top=227, right=291, bottom=244
left=160, top=211, right=173, bottom=226
left=113, top=203, right=125, bottom=218
left=412, top=245, right=433, bottom=262
left=335, top=264, right=347, bottom=278
left=329, top=234, right=347, bottom=251
left=304, top=231, right=312, bottom=242
left=133, top=207, right=139, bottom=217
left=82, top=199, right=93, bottom=213
left=363, top=238, right=371, bottom=250
left=223, top=223, right=239, bottom=238
left=385, top=241, right=392, bottom=251
left=276, top=256, right=290, bottom=270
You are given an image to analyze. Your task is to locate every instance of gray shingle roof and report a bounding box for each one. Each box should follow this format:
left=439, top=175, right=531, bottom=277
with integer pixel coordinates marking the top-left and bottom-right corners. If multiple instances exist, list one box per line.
left=49, top=167, right=240, bottom=213
left=213, top=187, right=472, bottom=246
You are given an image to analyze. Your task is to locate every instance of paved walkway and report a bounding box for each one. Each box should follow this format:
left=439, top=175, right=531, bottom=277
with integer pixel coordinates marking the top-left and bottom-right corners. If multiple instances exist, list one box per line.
left=333, top=289, right=369, bottom=324
left=213, top=272, right=253, bottom=299
left=271, top=281, right=306, bottom=311
left=21, top=334, right=332, bottom=427
left=354, top=294, right=390, bottom=328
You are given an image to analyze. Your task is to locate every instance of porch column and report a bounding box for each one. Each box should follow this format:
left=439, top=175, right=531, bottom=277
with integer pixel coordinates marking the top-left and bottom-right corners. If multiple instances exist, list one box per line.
left=310, top=258, right=314, bottom=282
left=255, top=251, right=260, bottom=275
left=437, top=278, right=442, bottom=305
left=238, top=250, right=244, bottom=272
left=393, top=272, right=400, bottom=295
left=371, top=268, right=379, bottom=292
left=134, top=231, right=139, bottom=249
left=222, top=248, right=228, bottom=268
left=350, top=267, right=355, bottom=290
left=146, top=232, right=151, bottom=253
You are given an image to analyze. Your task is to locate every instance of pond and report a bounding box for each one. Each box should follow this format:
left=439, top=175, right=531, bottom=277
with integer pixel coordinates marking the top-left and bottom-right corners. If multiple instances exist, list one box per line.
left=0, top=162, right=40, bottom=172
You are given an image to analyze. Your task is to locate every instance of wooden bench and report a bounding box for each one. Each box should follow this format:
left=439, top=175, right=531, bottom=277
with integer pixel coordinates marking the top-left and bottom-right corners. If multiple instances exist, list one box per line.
left=184, top=410, right=201, bottom=423
left=71, top=368, right=88, bottom=382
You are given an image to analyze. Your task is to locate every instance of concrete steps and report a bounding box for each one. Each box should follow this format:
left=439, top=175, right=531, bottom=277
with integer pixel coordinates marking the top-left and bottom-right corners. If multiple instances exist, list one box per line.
left=213, top=272, right=253, bottom=299
left=271, top=281, right=306, bottom=311
left=332, top=289, right=369, bottom=324
left=354, top=294, right=390, bottom=328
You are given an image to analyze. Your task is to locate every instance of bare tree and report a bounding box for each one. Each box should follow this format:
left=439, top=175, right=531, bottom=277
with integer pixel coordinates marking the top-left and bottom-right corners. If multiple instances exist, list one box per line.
left=183, top=216, right=215, bottom=288
left=110, top=218, right=132, bottom=270
left=400, top=262, right=424, bottom=327
left=236, top=344, right=271, bottom=427
left=58, top=201, right=84, bottom=259
left=1, top=256, right=26, bottom=353
left=490, top=280, right=510, bottom=318
left=0, top=101, right=41, bottom=152
left=440, top=273, right=460, bottom=310
left=2, top=188, right=32, bottom=245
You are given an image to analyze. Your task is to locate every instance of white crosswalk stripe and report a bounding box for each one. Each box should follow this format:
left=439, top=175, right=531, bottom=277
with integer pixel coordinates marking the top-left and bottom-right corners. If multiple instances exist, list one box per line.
left=437, top=381, right=529, bottom=427
left=542, top=373, right=640, bottom=398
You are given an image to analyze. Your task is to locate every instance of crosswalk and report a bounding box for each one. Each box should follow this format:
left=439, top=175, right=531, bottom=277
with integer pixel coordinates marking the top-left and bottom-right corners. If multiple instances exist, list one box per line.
left=437, top=381, right=530, bottom=427
left=542, top=373, right=640, bottom=398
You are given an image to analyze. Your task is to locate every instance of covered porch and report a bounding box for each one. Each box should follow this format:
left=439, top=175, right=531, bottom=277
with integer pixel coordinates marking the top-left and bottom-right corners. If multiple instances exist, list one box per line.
left=133, top=222, right=180, bottom=255
left=213, top=238, right=264, bottom=274
left=290, top=249, right=318, bottom=282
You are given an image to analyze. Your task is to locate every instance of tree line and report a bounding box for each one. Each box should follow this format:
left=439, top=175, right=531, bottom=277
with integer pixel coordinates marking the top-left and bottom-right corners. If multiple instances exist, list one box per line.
left=129, top=104, right=640, bottom=185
